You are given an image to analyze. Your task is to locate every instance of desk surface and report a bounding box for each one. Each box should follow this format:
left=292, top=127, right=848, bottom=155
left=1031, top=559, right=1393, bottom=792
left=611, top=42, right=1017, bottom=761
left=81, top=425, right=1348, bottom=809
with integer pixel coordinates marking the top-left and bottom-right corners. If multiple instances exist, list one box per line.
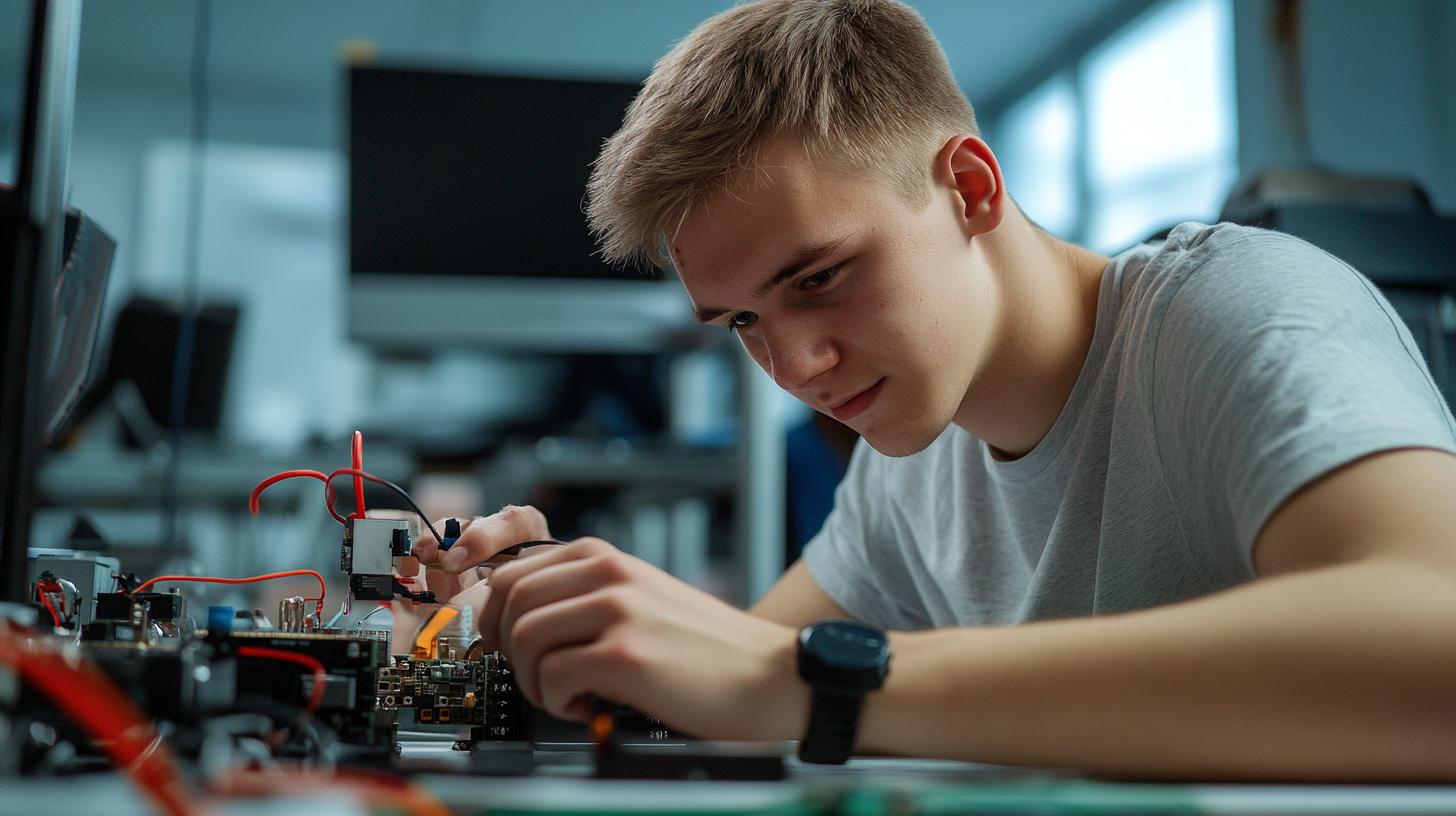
left=3, top=750, right=1454, bottom=816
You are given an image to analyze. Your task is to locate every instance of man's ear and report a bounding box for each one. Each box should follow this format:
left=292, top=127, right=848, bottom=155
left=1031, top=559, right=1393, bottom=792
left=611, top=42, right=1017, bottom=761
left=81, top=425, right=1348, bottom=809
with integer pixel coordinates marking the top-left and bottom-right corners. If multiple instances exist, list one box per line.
left=935, top=134, right=1005, bottom=236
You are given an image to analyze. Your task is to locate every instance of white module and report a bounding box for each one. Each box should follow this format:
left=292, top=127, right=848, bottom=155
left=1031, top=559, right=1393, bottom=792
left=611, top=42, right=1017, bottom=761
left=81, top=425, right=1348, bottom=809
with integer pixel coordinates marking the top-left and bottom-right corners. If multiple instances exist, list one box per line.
left=346, top=517, right=412, bottom=576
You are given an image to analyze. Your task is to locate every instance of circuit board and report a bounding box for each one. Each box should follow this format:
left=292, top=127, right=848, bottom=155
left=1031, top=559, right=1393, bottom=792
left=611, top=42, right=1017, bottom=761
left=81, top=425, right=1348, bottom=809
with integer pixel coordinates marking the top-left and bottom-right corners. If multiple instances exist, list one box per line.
left=377, top=656, right=484, bottom=727
left=376, top=653, right=531, bottom=745
left=231, top=629, right=394, bottom=751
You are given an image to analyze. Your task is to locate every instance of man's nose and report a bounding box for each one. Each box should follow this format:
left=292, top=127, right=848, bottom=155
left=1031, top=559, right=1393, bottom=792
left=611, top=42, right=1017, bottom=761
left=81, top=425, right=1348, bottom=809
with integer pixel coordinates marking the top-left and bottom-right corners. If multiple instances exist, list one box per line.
left=759, top=320, right=838, bottom=392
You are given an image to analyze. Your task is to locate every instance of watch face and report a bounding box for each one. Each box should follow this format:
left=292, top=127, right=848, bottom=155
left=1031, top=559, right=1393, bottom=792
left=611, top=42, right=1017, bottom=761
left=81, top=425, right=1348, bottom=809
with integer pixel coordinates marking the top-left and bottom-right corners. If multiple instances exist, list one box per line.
left=800, top=621, right=890, bottom=689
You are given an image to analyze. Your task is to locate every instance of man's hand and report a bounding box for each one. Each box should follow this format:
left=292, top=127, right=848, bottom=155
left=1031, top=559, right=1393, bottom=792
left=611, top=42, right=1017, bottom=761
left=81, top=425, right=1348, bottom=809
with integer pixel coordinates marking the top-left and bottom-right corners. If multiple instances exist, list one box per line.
left=478, top=537, right=807, bottom=741
left=412, top=505, right=554, bottom=601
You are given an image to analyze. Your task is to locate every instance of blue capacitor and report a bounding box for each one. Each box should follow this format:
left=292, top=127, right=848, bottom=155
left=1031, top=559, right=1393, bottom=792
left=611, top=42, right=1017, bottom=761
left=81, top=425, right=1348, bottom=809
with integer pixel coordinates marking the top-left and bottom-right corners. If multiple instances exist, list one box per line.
left=207, top=604, right=234, bottom=633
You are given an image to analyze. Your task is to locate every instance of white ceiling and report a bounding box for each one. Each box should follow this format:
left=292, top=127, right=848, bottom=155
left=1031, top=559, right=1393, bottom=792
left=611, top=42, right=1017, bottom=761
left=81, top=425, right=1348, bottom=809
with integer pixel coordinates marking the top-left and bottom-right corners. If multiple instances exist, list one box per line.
left=2, top=0, right=1149, bottom=116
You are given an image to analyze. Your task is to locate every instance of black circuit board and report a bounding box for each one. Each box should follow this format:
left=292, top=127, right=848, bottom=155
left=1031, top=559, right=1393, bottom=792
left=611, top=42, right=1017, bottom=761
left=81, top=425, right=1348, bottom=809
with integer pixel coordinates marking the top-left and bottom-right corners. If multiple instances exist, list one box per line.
left=377, top=656, right=485, bottom=727
left=376, top=653, right=531, bottom=744
left=230, top=629, right=392, bottom=749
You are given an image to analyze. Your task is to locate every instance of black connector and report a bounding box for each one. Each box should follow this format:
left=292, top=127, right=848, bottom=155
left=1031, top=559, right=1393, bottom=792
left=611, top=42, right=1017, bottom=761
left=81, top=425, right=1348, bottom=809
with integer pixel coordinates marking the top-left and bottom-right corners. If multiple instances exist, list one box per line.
left=442, top=517, right=462, bottom=551
left=391, top=576, right=436, bottom=605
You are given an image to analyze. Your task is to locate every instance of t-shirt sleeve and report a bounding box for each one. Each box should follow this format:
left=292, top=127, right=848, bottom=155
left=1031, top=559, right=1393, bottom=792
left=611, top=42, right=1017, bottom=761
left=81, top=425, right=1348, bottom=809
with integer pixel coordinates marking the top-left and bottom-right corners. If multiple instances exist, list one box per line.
left=801, top=440, right=929, bottom=630
left=1150, top=231, right=1456, bottom=572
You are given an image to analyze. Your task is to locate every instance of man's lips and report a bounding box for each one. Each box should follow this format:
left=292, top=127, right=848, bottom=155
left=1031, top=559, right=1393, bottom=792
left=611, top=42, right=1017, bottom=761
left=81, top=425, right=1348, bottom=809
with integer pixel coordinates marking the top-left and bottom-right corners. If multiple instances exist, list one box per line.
left=828, top=378, right=884, bottom=422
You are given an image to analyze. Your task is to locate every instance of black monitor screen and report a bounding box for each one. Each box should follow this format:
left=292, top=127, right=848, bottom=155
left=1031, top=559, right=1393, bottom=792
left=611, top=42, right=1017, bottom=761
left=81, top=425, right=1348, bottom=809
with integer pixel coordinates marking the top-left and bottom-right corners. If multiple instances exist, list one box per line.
left=349, top=66, right=653, bottom=281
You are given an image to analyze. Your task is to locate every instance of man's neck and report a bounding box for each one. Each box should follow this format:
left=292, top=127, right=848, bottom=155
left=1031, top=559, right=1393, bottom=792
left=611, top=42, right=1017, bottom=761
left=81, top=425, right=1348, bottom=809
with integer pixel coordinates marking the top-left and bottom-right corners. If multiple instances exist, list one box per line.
left=952, top=211, right=1108, bottom=459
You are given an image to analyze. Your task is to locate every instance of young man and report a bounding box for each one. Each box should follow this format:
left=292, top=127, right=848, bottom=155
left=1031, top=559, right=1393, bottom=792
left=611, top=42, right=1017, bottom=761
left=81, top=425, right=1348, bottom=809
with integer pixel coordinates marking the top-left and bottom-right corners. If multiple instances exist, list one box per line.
left=414, top=0, right=1456, bottom=779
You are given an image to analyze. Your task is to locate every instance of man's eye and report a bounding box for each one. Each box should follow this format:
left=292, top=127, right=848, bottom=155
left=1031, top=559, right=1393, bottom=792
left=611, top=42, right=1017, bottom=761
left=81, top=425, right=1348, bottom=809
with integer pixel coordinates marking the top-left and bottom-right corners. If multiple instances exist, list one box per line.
left=727, top=312, right=758, bottom=332
left=799, top=265, right=842, bottom=291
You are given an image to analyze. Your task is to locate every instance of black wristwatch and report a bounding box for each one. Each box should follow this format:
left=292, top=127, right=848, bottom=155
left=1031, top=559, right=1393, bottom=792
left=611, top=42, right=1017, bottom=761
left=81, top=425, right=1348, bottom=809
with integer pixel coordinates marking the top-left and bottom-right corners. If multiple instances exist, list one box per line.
left=795, top=619, right=891, bottom=764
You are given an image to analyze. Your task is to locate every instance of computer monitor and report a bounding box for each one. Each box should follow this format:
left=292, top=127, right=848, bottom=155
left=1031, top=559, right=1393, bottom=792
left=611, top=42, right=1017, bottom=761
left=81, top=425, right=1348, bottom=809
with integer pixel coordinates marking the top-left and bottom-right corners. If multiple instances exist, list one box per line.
left=41, top=206, right=116, bottom=442
left=1, top=0, right=85, bottom=604
left=346, top=65, right=698, bottom=353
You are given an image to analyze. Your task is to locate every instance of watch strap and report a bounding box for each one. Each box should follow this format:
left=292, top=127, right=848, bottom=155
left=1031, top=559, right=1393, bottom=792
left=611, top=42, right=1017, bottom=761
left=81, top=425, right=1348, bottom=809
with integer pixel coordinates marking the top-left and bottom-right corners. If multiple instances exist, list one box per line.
left=798, top=688, right=863, bottom=764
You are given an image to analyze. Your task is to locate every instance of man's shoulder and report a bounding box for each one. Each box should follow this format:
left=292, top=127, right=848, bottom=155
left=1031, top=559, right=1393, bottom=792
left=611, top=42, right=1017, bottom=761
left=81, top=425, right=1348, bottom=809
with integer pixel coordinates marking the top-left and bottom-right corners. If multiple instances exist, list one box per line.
left=1130, top=221, right=1331, bottom=283
left=1122, top=221, right=1376, bottom=329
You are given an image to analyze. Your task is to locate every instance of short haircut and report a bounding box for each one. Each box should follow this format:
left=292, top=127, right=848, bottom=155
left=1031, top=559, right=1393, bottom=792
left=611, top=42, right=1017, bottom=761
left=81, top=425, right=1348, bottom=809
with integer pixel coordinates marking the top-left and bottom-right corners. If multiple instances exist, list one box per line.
left=586, top=0, right=979, bottom=270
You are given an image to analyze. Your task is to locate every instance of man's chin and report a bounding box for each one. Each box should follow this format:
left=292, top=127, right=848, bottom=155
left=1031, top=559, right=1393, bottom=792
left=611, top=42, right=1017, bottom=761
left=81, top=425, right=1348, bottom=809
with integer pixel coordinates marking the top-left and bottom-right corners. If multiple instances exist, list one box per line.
left=858, top=421, right=943, bottom=458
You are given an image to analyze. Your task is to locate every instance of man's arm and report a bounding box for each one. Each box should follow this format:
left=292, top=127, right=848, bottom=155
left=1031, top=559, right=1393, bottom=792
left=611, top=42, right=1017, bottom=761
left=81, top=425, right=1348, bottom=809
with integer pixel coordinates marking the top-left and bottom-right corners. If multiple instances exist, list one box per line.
left=856, top=448, right=1456, bottom=780
left=749, top=558, right=855, bottom=627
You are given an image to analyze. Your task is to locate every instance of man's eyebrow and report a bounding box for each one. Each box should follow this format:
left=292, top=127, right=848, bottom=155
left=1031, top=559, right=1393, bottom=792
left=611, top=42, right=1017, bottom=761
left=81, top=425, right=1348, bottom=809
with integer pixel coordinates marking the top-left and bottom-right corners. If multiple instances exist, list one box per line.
left=690, top=235, right=850, bottom=323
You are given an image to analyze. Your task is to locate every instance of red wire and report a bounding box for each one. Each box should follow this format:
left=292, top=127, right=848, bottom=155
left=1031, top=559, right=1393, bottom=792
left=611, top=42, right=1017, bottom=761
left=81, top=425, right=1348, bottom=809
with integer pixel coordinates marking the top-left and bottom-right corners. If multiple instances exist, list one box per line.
left=34, top=580, right=62, bottom=627
left=0, top=626, right=198, bottom=815
left=324, top=467, right=443, bottom=549
left=250, top=469, right=348, bottom=525
left=351, top=430, right=367, bottom=519
left=237, top=646, right=328, bottom=713
left=38, top=577, right=68, bottom=618
left=132, top=570, right=326, bottom=620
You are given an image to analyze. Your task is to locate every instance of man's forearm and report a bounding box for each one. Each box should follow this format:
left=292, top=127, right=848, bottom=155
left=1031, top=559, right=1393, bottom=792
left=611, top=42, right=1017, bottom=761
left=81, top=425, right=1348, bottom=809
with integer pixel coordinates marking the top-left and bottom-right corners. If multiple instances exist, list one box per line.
left=857, top=559, right=1456, bottom=781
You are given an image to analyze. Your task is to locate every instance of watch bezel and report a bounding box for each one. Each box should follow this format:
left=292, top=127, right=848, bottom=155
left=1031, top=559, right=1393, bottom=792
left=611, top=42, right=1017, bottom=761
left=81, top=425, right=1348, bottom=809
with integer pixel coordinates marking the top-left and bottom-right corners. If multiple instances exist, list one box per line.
left=797, top=619, right=890, bottom=693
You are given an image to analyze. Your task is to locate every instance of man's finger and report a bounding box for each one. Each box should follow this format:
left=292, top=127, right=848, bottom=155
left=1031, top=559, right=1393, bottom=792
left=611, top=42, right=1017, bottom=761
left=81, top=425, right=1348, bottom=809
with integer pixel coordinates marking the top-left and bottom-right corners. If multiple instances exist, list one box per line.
left=507, top=591, right=619, bottom=707
left=536, top=639, right=641, bottom=724
left=497, top=555, right=625, bottom=655
left=535, top=643, right=602, bottom=722
left=441, top=505, right=551, bottom=573
left=478, top=539, right=606, bottom=650
left=411, top=516, right=456, bottom=564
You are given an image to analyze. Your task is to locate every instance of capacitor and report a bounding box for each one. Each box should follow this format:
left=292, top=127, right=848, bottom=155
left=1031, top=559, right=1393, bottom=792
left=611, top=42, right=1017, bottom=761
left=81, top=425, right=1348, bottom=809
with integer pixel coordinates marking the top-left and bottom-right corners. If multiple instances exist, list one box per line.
left=278, top=596, right=307, bottom=633
left=207, top=605, right=233, bottom=634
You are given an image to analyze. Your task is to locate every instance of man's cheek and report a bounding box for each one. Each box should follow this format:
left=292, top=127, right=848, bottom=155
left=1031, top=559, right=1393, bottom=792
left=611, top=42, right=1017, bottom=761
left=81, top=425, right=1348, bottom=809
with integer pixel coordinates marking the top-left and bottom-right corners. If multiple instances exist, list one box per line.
left=741, top=337, right=772, bottom=375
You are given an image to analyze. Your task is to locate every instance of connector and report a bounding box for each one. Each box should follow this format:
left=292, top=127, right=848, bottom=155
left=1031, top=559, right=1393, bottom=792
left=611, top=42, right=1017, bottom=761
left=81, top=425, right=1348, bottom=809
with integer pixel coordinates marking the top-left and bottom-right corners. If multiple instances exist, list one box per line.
left=442, top=517, right=462, bottom=551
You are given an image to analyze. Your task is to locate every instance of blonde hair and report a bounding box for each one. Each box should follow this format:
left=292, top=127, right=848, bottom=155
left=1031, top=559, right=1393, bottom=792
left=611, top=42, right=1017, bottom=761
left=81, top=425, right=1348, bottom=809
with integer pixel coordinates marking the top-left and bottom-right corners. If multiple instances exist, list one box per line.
left=586, top=0, right=978, bottom=270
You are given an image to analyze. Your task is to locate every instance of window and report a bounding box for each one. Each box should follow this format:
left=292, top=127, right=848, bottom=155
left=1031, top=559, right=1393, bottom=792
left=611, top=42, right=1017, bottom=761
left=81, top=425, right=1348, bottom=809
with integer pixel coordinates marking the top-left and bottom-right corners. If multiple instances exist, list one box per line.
left=1085, top=0, right=1236, bottom=252
left=998, top=77, right=1078, bottom=240
left=991, top=0, right=1236, bottom=254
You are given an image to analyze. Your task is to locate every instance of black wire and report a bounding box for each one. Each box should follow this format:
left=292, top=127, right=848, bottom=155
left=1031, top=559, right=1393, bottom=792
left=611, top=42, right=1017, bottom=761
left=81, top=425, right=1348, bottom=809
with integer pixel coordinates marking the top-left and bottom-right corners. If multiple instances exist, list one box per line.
left=161, top=0, right=212, bottom=551
left=225, top=695, right=340, bottom=763
left=326, top=469, right=445, bottom=547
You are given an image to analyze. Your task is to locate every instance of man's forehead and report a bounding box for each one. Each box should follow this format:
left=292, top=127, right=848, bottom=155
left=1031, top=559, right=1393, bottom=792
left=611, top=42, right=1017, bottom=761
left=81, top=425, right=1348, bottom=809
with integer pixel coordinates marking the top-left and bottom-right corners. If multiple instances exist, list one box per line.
left=670, top=154, right=824, bottom=279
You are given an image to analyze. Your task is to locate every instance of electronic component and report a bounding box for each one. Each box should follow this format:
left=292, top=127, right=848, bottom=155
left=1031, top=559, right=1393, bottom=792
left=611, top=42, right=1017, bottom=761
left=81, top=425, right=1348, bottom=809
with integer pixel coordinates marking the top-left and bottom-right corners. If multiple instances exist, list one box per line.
left=26, top=548, right=121, bottom=626
left=86, top=637, right=236, bottom=723
left=31, top=570, right=78, bottom=629
left=252, top=433, right=444, bottom=607
left=229, top=629, right=392, bottom=752
left=278, top=595, right=308, bottom=633
left=376, top=652, right=531, bottom=748
left=83, top=592, right=159, bottom=645
left=7, top=431, right=684, bottom=785
left=341, top=517, right=413, bottom=601
left=96, top=590, right=188, bottom=638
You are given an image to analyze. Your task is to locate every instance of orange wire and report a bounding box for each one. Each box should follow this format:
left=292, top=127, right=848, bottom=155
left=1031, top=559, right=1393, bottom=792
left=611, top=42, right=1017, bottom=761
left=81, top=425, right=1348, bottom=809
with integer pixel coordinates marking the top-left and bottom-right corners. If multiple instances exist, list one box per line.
left=237, top=646, right=327, bottom=712
left=351, top=430, right=367, bottom=519
left=0, top=626, right=198, bottom=815
left=131, top=569, right=326, bottom=620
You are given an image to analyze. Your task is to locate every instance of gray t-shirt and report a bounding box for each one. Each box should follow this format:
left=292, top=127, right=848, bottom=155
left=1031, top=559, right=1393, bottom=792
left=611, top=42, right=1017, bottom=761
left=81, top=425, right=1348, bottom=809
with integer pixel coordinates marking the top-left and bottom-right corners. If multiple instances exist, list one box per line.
left=803, top=222, right=1456, bottom=629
